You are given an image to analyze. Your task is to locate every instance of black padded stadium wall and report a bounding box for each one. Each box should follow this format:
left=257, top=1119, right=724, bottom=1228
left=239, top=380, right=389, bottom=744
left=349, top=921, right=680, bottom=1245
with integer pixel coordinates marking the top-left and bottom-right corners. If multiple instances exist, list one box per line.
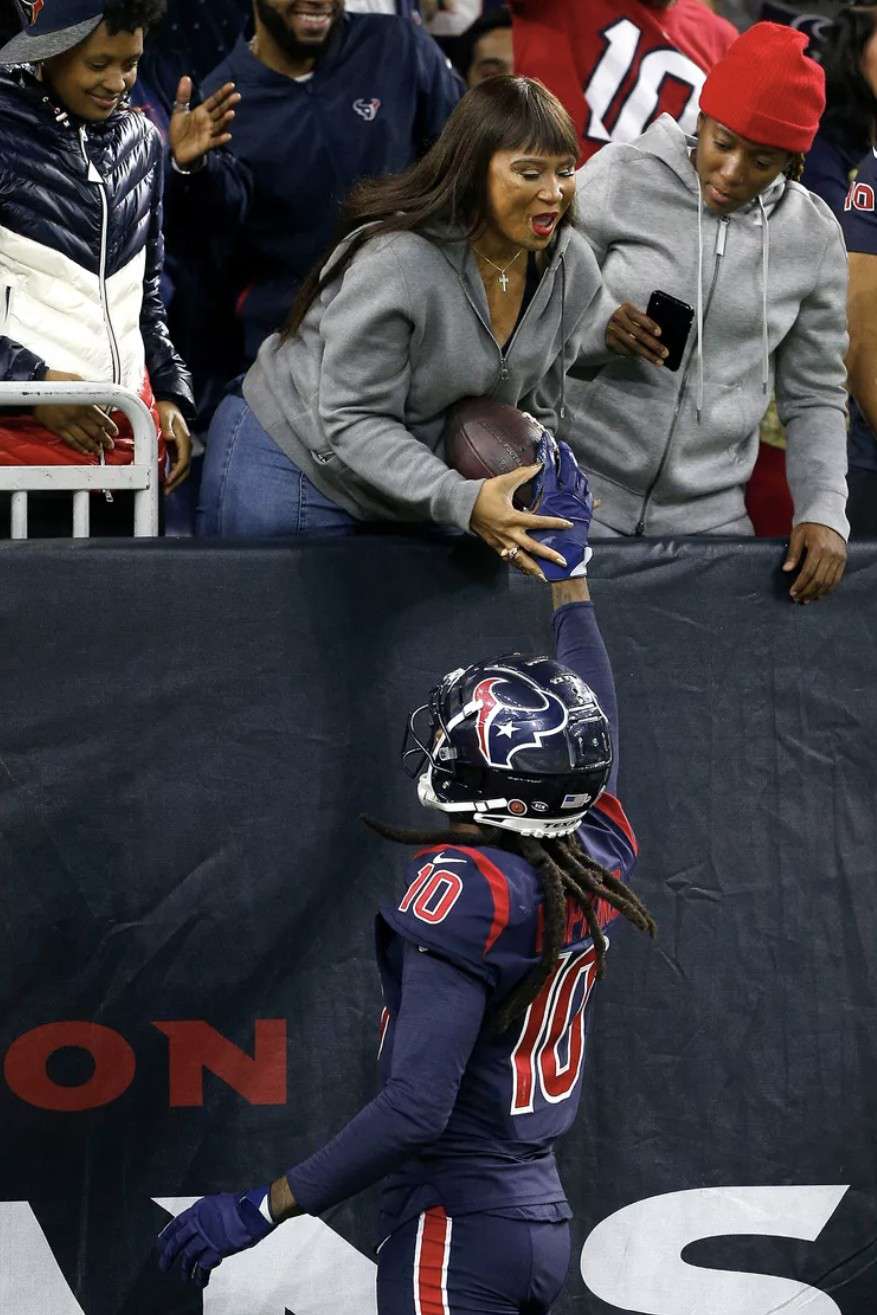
left=0, top=535, right=874, bottom=1315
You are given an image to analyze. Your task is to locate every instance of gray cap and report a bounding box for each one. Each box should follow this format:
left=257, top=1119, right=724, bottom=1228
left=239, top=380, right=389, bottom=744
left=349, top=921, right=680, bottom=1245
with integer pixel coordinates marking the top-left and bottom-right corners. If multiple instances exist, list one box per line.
left=0, top=13, right=104, bottom=67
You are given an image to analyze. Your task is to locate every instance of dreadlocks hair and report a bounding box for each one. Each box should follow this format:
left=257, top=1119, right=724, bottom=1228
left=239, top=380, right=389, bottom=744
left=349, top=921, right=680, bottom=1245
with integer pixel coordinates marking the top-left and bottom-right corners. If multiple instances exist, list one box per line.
left=363, top=816, right=656, bottom=1034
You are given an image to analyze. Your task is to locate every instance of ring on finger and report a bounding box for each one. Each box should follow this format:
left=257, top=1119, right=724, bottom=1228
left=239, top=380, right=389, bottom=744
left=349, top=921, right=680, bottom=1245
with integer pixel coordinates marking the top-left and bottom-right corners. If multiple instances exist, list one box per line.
left=173, top=100, right=191, bottom=113
left=500, top=545, right=520, bottom=562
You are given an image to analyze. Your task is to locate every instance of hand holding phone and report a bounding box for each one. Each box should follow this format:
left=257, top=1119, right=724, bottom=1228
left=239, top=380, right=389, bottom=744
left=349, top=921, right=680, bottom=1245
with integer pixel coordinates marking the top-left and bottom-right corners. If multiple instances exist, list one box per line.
left=605, top=303, right=669, bottom=367
left=645, top=290, right=694, bottom=372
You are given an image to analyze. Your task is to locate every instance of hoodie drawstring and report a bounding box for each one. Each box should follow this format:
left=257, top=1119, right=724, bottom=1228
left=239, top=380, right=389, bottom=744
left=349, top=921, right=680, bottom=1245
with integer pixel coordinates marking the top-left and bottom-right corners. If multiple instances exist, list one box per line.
left=696, top=176, right=705, bottom=422
left=758, top=194, right=771, bottom=398
left=559, top=254, right=566, bottom=423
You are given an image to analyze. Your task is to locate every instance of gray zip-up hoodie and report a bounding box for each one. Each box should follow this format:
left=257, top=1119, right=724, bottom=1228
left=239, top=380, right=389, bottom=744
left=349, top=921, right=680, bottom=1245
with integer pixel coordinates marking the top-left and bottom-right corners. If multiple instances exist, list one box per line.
left=243, top=223, right=614, bottom=531
left=566, top=115, right=849, bottom=538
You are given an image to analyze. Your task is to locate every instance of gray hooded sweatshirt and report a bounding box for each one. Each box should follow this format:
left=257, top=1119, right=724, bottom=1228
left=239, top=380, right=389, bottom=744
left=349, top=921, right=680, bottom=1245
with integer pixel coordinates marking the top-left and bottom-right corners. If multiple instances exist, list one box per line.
left=566, top=115, right=849, bottom=538
left=243, top=224, right=613, bottom=531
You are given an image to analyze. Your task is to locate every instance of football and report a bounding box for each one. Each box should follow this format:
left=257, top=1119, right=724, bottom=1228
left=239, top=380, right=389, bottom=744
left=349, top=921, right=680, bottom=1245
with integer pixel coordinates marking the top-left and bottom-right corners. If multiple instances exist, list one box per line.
left=445, top=398, right=543, bottom=510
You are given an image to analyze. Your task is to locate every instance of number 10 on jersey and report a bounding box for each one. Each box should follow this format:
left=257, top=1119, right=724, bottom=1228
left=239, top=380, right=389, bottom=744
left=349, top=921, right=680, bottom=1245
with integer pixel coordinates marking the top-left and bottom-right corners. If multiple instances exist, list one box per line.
left=510, top=947, right=599, bottom=1116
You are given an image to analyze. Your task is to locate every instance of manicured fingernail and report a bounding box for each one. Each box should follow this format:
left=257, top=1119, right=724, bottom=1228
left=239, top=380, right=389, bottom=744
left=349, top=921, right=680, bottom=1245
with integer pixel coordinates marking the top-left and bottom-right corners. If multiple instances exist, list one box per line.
left=555, top=556, right=567, bottom=567
left=563, top=520, right=573, bottom=528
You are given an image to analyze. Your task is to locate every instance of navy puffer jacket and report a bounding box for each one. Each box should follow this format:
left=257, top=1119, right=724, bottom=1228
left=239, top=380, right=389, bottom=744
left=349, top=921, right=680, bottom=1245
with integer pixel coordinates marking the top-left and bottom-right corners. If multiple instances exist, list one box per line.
left=0, top=67, right=193, bottom=414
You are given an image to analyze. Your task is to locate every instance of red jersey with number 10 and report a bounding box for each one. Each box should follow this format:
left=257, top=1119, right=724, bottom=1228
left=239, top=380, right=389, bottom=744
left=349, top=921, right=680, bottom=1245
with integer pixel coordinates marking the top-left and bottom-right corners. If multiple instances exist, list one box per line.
left=511, top=0, right=737, bottom=163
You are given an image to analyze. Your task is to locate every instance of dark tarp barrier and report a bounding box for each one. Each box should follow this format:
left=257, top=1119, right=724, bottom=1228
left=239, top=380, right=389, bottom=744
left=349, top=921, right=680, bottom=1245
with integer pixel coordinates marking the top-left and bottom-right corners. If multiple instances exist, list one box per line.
left=0, top=535, right=874, bottom=1314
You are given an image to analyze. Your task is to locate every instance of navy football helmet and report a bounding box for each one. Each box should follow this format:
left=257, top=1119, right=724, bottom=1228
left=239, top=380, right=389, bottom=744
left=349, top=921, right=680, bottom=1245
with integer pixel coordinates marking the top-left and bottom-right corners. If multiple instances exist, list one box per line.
left=403, top=655, right=613, bottom=837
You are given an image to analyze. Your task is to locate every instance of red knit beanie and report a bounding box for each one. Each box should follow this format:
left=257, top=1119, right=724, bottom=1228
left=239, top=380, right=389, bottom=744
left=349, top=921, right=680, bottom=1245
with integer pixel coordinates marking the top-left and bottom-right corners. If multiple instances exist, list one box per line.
left=699, top=22, right=825, bottom=153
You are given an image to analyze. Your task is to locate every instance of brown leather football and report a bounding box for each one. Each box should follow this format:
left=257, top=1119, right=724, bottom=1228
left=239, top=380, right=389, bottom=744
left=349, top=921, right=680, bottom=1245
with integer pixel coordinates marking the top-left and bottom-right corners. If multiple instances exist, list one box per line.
left=445, top=398, right=543, bottom=510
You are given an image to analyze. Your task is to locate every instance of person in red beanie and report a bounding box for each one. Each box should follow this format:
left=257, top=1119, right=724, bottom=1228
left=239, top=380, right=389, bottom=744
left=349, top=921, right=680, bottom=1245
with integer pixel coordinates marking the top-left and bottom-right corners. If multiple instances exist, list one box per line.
left=564, top=21, right=849, bottom=603
left=510, top=0, right=737, bottom=165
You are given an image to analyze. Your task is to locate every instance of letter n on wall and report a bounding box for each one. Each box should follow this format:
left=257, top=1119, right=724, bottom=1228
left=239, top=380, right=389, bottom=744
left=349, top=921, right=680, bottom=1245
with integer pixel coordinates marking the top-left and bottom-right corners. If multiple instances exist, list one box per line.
left=152, top=1020, right=287, bottom=1106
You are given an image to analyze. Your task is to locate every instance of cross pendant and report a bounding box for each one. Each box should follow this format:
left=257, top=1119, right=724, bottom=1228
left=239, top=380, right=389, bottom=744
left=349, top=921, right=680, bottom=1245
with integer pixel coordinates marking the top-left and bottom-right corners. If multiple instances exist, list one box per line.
left=498, top=271, right=510, bottom=293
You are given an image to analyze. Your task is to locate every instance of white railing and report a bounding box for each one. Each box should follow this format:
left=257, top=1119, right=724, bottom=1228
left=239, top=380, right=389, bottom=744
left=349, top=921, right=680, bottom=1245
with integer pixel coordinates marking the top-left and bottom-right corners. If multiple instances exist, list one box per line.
left=0, top=382, right=159, bottom=538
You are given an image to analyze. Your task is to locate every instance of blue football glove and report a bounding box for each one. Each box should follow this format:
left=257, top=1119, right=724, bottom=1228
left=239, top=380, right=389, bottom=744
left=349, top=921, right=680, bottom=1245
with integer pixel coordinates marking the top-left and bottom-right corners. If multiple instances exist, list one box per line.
left=531, top=432, right=594, bottom=582
left=157, top=1186, right=276, bottom=1288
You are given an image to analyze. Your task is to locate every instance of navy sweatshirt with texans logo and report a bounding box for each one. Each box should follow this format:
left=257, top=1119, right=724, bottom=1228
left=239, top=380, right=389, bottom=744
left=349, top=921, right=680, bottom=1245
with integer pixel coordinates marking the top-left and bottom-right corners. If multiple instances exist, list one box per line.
left=166, top=13, right=463, bottom=389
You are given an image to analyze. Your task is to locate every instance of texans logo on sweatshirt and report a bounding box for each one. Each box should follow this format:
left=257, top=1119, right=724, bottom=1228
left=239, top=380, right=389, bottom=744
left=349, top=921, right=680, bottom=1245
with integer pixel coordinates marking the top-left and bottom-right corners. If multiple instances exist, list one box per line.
left=353, top=98, right=381, bottom=123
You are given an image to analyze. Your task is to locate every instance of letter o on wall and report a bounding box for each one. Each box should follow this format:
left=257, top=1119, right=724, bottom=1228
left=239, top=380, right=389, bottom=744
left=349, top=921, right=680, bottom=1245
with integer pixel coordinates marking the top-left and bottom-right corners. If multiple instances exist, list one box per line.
left=4, top=1022, right=136, bottom=1111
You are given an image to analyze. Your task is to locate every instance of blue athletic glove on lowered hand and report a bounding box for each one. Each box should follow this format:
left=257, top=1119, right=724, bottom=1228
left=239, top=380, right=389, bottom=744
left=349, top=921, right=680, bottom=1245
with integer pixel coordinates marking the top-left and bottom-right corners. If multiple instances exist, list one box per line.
left=157, top=1186, right=276, bottom=1288
left=531, top=433, right=594, bottom=582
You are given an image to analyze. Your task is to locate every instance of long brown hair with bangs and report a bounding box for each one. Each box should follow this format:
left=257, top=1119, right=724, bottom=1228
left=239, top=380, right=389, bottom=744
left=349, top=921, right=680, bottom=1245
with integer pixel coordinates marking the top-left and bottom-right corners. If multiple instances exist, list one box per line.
left=282, top=76, right=579, bottom=338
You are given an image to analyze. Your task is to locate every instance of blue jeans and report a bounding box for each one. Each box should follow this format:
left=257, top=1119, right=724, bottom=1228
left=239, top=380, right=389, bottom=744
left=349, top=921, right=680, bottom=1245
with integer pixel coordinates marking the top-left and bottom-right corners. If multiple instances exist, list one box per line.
left=196, top=393, right=356, bottom=537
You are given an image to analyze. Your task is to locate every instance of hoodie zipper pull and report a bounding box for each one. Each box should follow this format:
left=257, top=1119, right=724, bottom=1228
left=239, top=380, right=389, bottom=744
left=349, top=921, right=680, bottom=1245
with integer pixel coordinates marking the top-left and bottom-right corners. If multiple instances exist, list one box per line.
left=716, top=217, right=729, bottom=256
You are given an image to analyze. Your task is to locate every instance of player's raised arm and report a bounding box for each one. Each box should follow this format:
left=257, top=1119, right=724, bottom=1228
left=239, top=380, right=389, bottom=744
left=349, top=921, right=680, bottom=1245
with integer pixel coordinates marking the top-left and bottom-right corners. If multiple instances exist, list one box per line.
left=531, top=439, right=619, bottom=795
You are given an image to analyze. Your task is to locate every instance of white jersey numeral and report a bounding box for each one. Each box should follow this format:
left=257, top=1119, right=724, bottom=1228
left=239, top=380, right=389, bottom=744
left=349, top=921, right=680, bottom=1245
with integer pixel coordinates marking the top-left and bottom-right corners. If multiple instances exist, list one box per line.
left=584, top=19, right=706, bottom=146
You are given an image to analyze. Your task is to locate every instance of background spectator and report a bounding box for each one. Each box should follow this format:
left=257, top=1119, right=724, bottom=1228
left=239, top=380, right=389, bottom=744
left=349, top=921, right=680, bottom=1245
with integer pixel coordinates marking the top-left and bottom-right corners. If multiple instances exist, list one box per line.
left=133, top=0, right=250, bottom=120
left=841, top=145, right=877, bottom=535
left=758, top=1, right=840, bottom=40
left=803, top=3, right=877, bottom=217
left=427, top=0, right=506, bottom=39
left=567, top=24, right=849, bottom=601
left=0, top=0, right=193, bottom=529
left=165, top=0, right=463, bottom=428
left=509, top=0, right=737, bottom=164
left=131, top=0, right=250, bottom=336
left=462, top=6, right=512, bottom=86
left=197, top=77, right=616, bottom=566
left=716, top=1, right=840, bottom=31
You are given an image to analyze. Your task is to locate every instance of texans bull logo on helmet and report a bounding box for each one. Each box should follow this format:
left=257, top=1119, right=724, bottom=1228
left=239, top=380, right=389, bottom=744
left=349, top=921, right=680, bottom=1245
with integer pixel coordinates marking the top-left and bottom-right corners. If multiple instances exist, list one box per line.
left=22, top=0, right=45, bottom=23
left=472, top=670, right=569, bottom=770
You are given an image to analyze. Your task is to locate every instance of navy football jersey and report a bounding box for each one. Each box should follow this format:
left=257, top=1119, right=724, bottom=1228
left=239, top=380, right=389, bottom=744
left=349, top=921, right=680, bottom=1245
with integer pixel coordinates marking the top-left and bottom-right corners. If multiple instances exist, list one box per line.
left=842, top=148, right=877, bottom=256
left=374, top=793, right=638, bottom=1231
left=841, top=149, right=877, bottom=473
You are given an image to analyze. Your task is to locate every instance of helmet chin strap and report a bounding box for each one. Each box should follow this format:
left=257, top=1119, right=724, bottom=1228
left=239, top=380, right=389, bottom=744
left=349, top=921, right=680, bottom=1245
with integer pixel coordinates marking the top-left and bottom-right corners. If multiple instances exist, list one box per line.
left=474, top=812, right=584, bottom=839
left=417, top=769, right=586, bottom=839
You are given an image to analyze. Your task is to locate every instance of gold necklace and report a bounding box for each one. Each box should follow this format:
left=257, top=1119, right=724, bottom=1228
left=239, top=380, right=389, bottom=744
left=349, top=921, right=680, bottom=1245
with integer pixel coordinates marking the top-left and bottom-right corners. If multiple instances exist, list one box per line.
left=474, top=247, right=524, bottom=293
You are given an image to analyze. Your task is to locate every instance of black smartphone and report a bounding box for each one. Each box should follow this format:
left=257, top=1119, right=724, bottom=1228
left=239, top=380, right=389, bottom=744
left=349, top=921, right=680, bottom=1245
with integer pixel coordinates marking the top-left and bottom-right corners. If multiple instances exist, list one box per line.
left=645, top=290, right=694, bottom=372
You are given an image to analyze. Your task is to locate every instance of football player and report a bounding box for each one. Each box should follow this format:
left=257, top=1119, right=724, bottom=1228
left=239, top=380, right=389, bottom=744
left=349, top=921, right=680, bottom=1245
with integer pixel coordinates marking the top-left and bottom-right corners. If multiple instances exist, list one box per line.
left=157, top=437, right=656, bottom=1313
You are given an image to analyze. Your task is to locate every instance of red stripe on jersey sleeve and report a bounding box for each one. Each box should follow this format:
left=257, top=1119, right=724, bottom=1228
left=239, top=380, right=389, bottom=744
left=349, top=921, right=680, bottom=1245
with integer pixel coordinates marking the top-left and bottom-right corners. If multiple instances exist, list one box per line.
left=592, top=793, right=638, bottom=855
left=458, top=847, right=512, bottom=955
